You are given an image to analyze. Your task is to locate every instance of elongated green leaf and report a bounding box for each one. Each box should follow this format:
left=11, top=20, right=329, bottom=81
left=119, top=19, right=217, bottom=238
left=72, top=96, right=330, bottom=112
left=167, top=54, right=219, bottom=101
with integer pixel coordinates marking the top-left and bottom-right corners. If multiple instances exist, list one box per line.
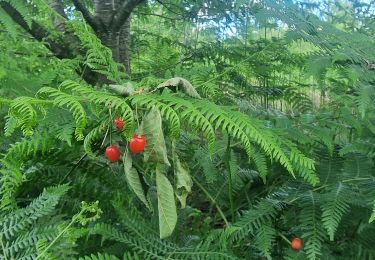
left=173, top=153, right=192, bottom=208
left=156, top=166, right=177, bottom=239
left=123, top=152, right=151, bottom=210
left=141, top=107, right=170, bottom=166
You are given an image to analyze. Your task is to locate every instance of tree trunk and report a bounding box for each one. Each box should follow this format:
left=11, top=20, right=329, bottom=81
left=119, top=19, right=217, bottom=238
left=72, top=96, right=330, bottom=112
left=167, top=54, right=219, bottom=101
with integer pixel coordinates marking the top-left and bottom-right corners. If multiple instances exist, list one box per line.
left=94, top=0, right=136, bottom=76
left=119, top=17, right=132, bottom=75
left=47, top=0, right=67, bottom=32
left=3, top=0, right=143, bottom=83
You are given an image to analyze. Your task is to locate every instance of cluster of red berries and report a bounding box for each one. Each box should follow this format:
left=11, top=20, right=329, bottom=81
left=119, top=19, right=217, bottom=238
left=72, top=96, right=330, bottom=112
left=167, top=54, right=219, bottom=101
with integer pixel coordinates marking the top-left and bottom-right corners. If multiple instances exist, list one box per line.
left=105, top=117, right=146, bottom=162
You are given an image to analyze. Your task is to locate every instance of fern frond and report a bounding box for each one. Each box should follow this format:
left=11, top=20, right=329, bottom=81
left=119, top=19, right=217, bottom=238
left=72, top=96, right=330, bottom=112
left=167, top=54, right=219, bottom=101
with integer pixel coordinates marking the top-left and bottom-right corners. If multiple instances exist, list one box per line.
left=79, top=253, right=120, bottom=260
left=254, top=222, right=276, bottom=259
left=370, top=200, right=375, bottom=223
left=128, top=94, right=181, bottom=139
left=193, top=148, right=218, bottom=183
left=2, top=0, right=32, bottom=27
left=250, top=148, right=268, bottom=183
left=67, top=21, right=125, bottom=82
left=4, top=115, right=18, bottom=137
left=37, top=87, right=87, bottom=140
left=59, top=80, right=135, bottom=138
left=299, top=191, right=326, bottom=260
left=223, top=199, right=283, bottom=243
left=226, top=109, right=317, bottom=184
left=4, top=225, right=58, bottom=257
left=0, top=133, right=56, bottom=210
left=157, top=94, right=215, bottom=153
left=321, top=183, right=350, bottom=241
left=0, top=185, right=69, bottom=240
left=0, top=7, right=18, bottom=38
left=284, top=87, right=313, bottom=113
left=191, top=100, right=253, bottom=157
left=83, top=121, right=108, bottom=158
left=8, top=97, right=38, bottom=136
left=90, top=223, right=166, bottom=259
left=355, top=84, right=374, bottom=118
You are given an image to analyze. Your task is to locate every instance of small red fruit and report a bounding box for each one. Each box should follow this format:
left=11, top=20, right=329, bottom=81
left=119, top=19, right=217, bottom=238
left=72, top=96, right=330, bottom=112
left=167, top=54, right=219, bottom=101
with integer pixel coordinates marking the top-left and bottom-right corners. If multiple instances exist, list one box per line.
left=291, top=237, right=302, bottom=251
left=105, top=145, right=121, bottom=162
left=114, top=117, right=125, bottom=131
left=129, top=135, right=146, bottom=154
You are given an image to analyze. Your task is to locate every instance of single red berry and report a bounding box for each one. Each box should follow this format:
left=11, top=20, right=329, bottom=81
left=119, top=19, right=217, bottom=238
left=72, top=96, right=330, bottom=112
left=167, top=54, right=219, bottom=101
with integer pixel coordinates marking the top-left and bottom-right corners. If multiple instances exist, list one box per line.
left=105, top=145, right=121, bottom=162
left=114, top=117, right=125, bottom=131
left=291, top=237, right=302, bottom=251
left=129, top=135, right=146, bottom=154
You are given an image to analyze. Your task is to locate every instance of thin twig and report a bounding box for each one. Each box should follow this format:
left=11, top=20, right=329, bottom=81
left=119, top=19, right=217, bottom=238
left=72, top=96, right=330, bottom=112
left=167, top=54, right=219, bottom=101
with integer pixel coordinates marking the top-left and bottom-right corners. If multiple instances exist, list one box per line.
left=191, top=175, right=230, bottom=227
left=59, top=153, right=88, bottom=184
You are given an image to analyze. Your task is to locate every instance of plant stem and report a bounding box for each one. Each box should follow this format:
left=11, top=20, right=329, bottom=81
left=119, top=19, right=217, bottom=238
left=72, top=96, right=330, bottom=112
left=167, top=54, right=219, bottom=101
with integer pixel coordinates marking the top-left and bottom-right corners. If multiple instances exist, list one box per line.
left=35, top=209, right=83, bottom=260
left=288, top=177, right=375, bottom=204
left=226, top=135, right=236, bottom=222
left=59, top=153, right=88, bottom=184
left=278, top=232, right=291, bottom=245
left=101, top=124, right=110, bottom=147
left=191, top=175, right=230, bottom=227
left=108, top=106, right=113, bottom=144
left=0, top=235, right=8, bottom=260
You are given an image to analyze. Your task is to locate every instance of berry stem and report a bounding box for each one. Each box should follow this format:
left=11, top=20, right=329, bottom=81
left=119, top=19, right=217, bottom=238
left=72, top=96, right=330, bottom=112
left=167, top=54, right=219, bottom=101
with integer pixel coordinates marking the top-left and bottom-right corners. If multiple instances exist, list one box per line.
left=108, top=105, right=113, bottom=144
left=101, top=123, right=110, bottom=148
left=135, top=104, right=140, bottom=131
left=278, top=232, right=291, bottom=245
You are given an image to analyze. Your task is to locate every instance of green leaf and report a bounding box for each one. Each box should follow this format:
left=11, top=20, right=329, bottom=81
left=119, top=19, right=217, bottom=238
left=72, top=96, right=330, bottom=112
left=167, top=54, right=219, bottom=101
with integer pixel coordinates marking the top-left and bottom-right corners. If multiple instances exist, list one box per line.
left=141, top=107, right=170, bottom=166
left=107, top=83, right=135, bottom=96
left=157, top=77, right=201, bottom=99
left=173, top=153, right=192, bottom=208
left=156, top=166, right=177, bottom=239
left=123, top=152, right=151, bottom=211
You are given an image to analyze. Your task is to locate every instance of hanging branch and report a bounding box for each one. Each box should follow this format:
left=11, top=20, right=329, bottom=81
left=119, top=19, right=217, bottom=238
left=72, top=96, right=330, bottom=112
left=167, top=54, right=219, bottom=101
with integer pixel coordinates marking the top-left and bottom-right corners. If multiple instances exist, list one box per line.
left=72, top=0, right=101, bottom=32
left=0, top=2, right=72, bottom=59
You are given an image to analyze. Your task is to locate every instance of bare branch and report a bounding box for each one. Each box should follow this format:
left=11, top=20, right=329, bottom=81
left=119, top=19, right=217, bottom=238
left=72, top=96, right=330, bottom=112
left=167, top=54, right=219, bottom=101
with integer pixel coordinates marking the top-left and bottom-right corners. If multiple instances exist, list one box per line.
left=72, top=0, right=100, bottom=32
left=0, top=2, right=71, bottom=59
left=137, top=12, right=184, bottom=20
left=0, top=2, right=100, bottom=84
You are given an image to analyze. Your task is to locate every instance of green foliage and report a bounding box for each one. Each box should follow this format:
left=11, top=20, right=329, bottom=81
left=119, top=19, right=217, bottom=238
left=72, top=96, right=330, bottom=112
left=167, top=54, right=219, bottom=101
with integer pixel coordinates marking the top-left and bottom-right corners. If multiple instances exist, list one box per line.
left=1, top=0, right=375, bottom=259
left=321, top=183, right=350, bottom=241
left=0, top=185, right=73, bottom=259
left=155, top=166, right=177, bottom=239
left=0, top=0, right=31, bottom=38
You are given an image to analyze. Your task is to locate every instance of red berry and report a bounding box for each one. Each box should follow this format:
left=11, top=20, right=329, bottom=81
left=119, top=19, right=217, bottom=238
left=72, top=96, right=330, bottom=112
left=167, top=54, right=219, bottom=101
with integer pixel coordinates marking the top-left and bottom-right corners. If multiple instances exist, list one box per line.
left=129, top=135, right=146, bottom=154
left=105, top=145, right=121, bottom=162
left=114, top=117, right=125, bottom=131
left=291, top=237, right=302, bottom=251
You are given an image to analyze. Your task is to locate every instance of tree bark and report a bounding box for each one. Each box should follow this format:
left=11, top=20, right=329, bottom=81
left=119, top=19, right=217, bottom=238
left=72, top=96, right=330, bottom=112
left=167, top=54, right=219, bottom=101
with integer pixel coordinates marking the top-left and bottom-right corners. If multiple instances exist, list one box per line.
left=119, top=17, right=132, bottom=75
left=92, top=0, right=143, bottom=77
left=1, top=2, right=72, bottom=59
left=3, top=0, right=144, bottom=83
left=47, top=0, right=67, bottom=32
